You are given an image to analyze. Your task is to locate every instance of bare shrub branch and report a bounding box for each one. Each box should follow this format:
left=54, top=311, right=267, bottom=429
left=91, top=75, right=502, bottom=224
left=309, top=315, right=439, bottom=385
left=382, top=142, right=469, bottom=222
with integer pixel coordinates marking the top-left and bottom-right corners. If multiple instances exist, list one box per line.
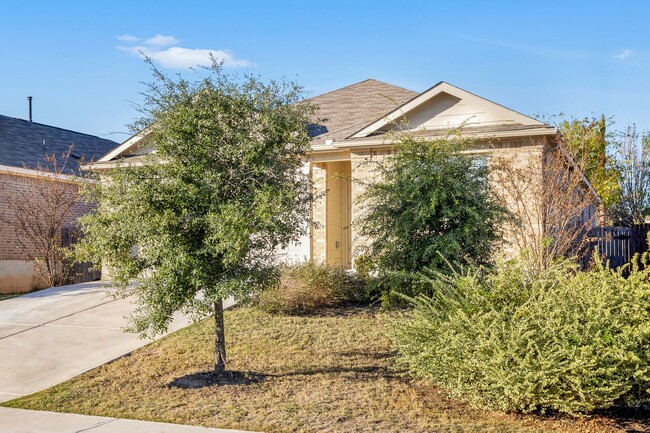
left=1, top=145, right=83, bottom=287
left=491, top=141, right=600, bottom=270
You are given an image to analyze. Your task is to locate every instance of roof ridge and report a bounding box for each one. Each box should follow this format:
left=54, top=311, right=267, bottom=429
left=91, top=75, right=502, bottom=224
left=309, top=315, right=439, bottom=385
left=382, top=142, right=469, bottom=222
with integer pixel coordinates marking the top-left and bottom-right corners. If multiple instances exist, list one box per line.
left=0, top=114, right=115, bottom=142
left=305, top=78, right=416, bottom=102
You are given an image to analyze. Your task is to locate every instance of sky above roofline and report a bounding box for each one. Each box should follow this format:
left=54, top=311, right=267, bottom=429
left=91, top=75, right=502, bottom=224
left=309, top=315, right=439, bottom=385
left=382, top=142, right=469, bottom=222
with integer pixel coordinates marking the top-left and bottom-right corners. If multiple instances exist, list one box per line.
left=1, top=0, right=648, bottom=140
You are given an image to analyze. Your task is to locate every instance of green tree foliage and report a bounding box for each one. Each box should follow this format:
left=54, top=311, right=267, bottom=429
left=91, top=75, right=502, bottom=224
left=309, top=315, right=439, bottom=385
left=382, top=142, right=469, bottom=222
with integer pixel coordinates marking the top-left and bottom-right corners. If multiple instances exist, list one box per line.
left=393, top=259, right=650, bottom=415
left=78, top=61, right=315, bottom=374
left=558, top=115, right=620, bottom=210
left=356, top=132, right=506, bottom=297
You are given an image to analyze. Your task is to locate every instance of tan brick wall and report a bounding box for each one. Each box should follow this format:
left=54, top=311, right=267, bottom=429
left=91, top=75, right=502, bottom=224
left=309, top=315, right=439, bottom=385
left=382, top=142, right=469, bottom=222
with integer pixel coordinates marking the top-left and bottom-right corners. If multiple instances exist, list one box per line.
left=349, top=149, right=391, bottom=268
left=311, top=138, right=548, bottom=267
left=311, top=163, right=327, bottom=263
left=487, top=140, right=546, bottom=258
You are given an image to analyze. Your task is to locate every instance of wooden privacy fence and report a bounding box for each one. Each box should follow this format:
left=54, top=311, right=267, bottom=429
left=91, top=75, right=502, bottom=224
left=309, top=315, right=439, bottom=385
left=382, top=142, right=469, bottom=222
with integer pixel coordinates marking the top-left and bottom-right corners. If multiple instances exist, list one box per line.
left=586, top=223, right=650, bottom=270
left=61, top=227, right=101, bottom=284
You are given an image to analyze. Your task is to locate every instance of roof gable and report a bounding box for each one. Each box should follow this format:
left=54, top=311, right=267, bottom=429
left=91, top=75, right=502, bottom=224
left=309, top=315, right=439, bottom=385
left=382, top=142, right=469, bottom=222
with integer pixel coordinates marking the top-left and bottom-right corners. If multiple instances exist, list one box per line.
left=350, top=82, right=545, bottom=139
left=97, top=131, right=150, bottom=163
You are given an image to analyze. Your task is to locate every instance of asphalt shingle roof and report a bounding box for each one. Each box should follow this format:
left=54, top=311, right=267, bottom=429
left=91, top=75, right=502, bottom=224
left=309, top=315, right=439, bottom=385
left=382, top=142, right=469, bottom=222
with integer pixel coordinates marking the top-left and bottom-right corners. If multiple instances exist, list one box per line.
left=0, top=115, right=118, bottom=174
left=307, top=79, right=418, bottom=143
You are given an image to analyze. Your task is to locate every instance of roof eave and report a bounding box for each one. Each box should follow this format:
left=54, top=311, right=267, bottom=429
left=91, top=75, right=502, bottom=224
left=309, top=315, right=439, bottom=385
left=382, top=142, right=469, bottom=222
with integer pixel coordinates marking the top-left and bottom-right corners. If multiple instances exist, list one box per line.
left=322, top=126, right=558, bottom=150
left=0, top=163, right=80, bottom=183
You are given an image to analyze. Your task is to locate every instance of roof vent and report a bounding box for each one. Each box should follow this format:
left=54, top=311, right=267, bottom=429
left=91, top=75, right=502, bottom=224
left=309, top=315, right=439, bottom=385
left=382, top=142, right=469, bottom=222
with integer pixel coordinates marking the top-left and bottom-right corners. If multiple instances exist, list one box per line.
left=27, top=96, right=33, bottom=124
left=325, top=139, right=336, bottom=145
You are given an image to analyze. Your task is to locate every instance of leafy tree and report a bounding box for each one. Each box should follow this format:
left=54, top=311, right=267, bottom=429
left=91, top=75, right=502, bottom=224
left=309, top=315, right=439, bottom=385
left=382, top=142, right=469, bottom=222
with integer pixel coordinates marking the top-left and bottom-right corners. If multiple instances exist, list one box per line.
left=356, top=131, right=506, bottom=297
left=78, top=61, right=315, bottom=375
left=611, top=125, right=650, bottom=225
left=557, top=115, right=620, bottom=211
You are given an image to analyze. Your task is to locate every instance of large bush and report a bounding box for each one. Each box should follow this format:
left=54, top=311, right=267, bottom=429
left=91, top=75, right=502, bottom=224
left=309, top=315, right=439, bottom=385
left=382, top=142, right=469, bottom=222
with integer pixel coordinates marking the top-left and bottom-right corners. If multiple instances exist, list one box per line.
left=393, top=259, right=650, bottom=415
left=257, top=262, right=367, bottom=314
left=356, top=132, right=507, bottom=299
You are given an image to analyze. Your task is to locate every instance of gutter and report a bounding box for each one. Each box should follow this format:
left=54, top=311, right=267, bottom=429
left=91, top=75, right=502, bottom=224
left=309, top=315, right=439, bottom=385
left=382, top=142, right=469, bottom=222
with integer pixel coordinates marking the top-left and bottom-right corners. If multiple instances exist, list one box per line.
left=0, top=164, right=79, bottom=183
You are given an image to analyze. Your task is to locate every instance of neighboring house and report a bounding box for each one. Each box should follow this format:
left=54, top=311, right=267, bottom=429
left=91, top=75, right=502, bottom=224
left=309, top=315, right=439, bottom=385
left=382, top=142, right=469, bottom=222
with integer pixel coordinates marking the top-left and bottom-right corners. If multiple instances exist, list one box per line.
left=0, top=113, right=118, bottom=292
left=90, top=79, right=594, bottom=270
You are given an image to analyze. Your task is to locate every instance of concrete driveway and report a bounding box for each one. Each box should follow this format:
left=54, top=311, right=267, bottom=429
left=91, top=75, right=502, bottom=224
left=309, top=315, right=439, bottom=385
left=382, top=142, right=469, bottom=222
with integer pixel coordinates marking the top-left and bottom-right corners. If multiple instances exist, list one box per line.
left=0, top=281, right=200, bottom=403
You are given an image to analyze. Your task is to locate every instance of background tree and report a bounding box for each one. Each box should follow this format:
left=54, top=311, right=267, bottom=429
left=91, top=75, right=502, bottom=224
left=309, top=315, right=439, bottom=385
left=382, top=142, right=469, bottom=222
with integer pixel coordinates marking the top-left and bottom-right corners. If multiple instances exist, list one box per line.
left=1, top=146, right=81, bottom=287
left=610, top=125, right=650, bottom=225
left=78, top=62, right=315, bottom=375
left=356, top=131, right=506, bottom=297
left=557, top=115, right=620, bottom=214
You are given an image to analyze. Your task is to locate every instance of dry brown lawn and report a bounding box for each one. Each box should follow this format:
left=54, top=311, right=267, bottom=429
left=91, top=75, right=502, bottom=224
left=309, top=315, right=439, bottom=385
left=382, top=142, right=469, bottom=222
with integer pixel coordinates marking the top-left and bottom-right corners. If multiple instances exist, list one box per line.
left=3, top=306, right=648, bottom=432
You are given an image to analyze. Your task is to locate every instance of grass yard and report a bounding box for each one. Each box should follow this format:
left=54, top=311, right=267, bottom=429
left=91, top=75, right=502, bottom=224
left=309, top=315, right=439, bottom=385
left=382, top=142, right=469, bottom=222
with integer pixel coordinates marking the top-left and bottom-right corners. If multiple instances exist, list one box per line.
left=3, top=306, right=646, bottom=432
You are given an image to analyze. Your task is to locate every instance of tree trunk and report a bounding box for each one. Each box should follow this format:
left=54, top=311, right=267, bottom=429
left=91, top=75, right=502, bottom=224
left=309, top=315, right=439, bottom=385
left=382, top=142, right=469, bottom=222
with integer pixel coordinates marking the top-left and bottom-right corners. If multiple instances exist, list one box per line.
left=214, top=298, right=226, bottom=375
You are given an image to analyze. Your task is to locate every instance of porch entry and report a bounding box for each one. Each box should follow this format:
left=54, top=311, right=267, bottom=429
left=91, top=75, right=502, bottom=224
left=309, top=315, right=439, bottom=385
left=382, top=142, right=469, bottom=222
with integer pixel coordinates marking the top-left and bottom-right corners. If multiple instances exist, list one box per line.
left=324, top=161, right=352, bottom=268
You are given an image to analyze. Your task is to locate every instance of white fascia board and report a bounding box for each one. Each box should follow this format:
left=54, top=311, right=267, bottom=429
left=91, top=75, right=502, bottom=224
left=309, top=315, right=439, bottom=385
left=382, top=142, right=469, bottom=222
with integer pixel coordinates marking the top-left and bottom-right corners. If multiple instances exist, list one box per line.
left=82, top=158, right=147, bottom=171
left=309, top=149, right=350, bottom=162
left=0, top=164, right=79, bottom=183
left=98, top=130, right=150, bottom=163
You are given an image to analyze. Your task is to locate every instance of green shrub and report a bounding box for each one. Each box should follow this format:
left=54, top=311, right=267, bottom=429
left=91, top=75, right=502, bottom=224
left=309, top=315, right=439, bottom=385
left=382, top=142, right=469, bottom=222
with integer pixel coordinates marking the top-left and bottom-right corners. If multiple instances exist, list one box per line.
left=392, top=258, right=650, bottom=415
left=257, top=262, right=367, bottom=314
left=356, top=131, right=507, bottom=301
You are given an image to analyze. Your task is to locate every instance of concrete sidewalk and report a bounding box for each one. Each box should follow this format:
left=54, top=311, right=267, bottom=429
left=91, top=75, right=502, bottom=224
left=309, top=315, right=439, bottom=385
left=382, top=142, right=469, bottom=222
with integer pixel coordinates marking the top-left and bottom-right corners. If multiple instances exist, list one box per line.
left=0, top=407, right=259, bottom=432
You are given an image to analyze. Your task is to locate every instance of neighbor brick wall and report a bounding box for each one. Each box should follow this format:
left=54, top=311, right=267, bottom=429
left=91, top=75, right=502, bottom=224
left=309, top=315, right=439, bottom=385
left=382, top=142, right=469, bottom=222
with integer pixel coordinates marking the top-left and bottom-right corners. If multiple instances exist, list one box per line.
left=0, top=172, right=93, bottom=260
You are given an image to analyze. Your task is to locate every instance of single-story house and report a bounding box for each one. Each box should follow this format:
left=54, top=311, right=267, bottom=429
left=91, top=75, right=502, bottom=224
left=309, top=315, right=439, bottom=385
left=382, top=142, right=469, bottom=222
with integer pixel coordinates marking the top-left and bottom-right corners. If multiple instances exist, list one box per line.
left=89, top=79, right=594, bottom=270
left=0, top=111, right=118, bottom=292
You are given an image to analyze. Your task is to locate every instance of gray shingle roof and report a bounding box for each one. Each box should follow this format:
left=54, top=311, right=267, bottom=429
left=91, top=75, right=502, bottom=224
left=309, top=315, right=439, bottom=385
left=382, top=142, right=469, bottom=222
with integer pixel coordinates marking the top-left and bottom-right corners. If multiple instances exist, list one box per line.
left=0, top=115, right=118, bottom=174
left=308, top=79, right=418, bottom=144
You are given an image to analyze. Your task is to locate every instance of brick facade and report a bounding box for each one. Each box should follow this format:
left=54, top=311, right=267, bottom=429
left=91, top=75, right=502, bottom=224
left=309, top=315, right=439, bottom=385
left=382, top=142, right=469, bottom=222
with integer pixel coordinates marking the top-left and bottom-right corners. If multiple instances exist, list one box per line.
left=0, top=172, right=92, bottom=260
left=310, top=139, right=548, bottom=268
left=0, top=171, right=94, bottom=292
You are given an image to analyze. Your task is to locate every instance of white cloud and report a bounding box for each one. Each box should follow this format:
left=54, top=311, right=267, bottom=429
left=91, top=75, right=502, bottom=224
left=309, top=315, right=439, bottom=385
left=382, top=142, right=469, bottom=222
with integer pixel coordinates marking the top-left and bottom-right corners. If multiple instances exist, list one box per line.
left=457, top=34, right=587, bottom=60
left=118, top=34, right=253, bottom=69
left=614, top=49, right=633, bottom=60
left=117, top=34, right=141, bottom=42
left=119, top=45, right=253, bottom=69
left=142, top=34, right=179, bottom=47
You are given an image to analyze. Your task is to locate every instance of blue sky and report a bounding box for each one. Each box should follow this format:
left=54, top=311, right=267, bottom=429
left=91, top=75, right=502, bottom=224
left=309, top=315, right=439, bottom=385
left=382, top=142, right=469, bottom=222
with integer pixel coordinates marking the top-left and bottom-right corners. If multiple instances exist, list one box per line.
left=1, top=0, right=648, bottom=142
